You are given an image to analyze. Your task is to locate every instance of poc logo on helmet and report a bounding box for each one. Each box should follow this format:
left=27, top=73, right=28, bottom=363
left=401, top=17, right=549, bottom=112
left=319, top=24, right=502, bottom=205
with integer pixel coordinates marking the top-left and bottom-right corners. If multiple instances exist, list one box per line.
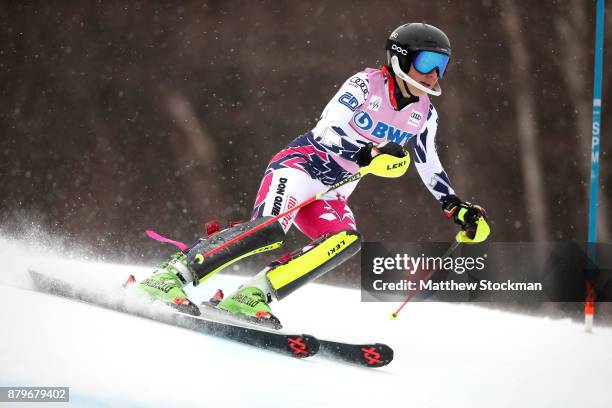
left=391, top=44, right=408, bottom=56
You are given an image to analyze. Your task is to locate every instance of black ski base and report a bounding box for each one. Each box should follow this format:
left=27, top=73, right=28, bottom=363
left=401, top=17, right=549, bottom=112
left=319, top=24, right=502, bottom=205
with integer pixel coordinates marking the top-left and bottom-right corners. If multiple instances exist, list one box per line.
left=201, top=294, right=393, bottom=368
left=318, top=340, right=393, bottom=368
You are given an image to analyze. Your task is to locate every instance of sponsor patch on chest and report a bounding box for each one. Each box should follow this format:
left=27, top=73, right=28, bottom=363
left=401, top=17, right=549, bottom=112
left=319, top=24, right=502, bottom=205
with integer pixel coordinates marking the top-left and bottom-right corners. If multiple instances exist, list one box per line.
left=408, top=110, right=423, bottom=127
left=352, top=111, right=413, bottom=145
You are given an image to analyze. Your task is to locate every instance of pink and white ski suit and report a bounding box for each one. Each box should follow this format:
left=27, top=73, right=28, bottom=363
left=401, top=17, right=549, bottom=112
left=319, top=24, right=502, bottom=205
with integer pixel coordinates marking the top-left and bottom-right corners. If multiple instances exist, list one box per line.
left=252, top=67, right=455, bottom=240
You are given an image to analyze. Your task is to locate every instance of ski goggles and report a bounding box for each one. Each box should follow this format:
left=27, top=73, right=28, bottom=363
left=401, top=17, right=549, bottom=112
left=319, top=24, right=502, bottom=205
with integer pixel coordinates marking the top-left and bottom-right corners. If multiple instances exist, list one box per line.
left=412, top=51, right=450, bottom=78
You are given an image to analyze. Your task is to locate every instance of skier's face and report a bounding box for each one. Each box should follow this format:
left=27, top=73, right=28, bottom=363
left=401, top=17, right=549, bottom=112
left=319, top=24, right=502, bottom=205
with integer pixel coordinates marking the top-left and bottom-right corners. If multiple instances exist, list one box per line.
left=406, top=64, right=439, bottom=97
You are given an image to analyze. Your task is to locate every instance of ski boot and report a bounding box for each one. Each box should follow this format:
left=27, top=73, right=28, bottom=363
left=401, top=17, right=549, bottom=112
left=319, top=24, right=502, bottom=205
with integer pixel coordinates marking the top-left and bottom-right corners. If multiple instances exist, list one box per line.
left=213, top=287, right=282, bottom=329
left=137, top=252, right=200, bottom=316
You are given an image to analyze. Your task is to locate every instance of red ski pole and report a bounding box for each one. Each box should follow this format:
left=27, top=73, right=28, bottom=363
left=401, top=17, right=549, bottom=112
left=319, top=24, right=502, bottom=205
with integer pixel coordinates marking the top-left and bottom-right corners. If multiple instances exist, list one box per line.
left=390, top=215, right=490, bottom=319
left=194, top=153, right=410, bottom=265
left=390, top=240, right=461, bottom=319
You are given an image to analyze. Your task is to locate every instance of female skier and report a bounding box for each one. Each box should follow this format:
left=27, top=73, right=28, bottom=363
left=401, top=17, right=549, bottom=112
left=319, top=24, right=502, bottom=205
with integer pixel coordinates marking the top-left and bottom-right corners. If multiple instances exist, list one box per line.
left=137, top=23, right=490, bottom=325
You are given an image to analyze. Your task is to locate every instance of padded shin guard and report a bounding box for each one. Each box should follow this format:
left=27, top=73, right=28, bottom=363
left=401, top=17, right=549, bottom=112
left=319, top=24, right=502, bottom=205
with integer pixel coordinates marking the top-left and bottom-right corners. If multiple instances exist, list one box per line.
left=266, top=230, right=362, bottom=300
left=186, top=217, right=285, bottom=286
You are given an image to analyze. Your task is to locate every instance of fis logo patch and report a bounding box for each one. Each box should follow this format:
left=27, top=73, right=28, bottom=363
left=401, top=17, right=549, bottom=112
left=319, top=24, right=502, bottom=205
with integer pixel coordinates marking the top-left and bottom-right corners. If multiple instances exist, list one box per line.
left=367, top=96, right=382, bottom=111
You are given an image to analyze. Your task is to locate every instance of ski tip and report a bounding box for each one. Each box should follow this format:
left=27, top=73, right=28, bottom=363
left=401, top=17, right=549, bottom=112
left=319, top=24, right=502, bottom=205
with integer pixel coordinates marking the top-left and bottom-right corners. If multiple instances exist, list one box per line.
left=286, top=334, right=319, bottom=358
left=170, top=297, right=202, bottom=316
left=28, top=269, right=52, bottom=287
left=359, top=343, right=394, bottom=368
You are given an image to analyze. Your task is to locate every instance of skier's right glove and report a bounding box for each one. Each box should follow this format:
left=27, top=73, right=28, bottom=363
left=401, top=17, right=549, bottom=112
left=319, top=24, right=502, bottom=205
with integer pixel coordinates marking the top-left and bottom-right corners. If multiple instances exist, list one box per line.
left=355, top=140, right=406, bottom=167
left=441, top=195, right=490, bottom=243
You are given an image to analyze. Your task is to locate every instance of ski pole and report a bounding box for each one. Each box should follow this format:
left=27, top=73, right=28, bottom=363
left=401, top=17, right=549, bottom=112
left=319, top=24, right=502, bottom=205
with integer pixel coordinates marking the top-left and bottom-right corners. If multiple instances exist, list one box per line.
left=389, top=215, right=490, bottom=318
left=195, top=153, right=410, bottom=264
left=390, top=240, right=462, bottom=319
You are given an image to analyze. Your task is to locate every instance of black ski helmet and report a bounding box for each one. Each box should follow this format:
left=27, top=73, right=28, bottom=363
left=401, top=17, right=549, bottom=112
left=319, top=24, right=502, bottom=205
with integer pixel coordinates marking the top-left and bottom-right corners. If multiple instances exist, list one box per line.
left=386, top=23, right=451, bottom=77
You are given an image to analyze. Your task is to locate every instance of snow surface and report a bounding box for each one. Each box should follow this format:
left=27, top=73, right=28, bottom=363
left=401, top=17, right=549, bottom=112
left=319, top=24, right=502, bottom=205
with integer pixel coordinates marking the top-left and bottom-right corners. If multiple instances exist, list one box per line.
left=1, top=236, right=611, bottom=408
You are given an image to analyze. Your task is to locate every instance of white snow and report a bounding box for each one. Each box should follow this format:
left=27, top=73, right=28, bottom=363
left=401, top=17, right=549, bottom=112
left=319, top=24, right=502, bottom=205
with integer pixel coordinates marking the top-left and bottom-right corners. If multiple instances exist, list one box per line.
left=1, top=236, right=611, bottom=408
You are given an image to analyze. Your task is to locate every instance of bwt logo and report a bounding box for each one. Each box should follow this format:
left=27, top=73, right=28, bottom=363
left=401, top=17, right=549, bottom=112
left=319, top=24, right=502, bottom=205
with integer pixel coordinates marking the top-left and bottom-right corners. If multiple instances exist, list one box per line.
left=354, top=111, right=374, bottom=130
left=353, top=111, right=412, bottom=145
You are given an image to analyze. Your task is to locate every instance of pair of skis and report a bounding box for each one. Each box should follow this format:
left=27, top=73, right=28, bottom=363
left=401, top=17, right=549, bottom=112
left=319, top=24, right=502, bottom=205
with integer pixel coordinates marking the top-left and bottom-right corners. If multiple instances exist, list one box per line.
left=28, top=270, right=393, bottom=368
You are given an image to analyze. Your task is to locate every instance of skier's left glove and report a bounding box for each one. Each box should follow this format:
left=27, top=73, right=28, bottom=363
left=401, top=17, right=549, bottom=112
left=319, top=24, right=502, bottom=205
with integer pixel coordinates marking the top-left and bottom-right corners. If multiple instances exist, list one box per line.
left=441, top=195, right=490, bottom=243
left=355, top=140, right=406, bottom=167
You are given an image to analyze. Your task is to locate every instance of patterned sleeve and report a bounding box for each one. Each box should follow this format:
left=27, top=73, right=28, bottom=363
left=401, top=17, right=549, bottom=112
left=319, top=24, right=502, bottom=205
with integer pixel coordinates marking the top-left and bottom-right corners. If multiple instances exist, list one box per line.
left=407, top=104, right=456, bottom=202
left=311, top=72, right=370, bottom=162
